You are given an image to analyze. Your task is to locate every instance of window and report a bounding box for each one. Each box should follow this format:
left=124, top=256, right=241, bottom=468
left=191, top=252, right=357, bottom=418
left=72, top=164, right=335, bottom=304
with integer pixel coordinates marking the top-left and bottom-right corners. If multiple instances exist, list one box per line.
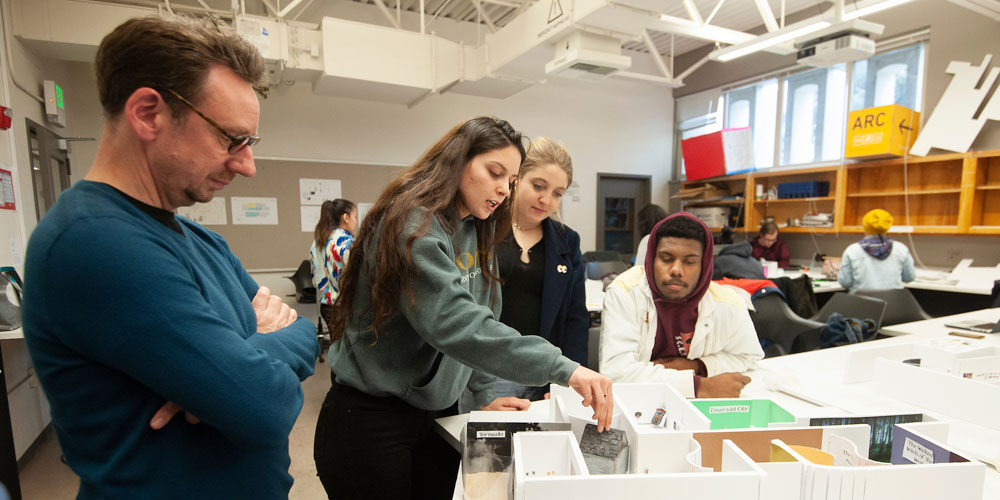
left=673, top=43, right=926, bottom=177
left=850, top=44, right=925, bottom=111
left=724, top=79, right=778, bottom=168
left=779, top=64, right=847, bottom=166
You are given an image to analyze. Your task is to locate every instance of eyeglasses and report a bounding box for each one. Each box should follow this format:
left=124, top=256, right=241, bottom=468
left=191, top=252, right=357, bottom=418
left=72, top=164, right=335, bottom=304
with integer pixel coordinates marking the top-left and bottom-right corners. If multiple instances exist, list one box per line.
left=164, top=89, right=260, bottom=154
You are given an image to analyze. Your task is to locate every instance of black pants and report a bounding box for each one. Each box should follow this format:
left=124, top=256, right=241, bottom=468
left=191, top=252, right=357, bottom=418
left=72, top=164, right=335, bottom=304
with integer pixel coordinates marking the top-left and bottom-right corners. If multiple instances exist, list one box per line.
left=314, top=380, right=460, bottom=500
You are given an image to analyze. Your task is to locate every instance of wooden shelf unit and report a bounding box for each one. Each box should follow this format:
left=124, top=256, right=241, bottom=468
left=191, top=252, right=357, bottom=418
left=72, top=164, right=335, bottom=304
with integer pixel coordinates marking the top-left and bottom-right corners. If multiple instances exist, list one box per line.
left=678, top=150, right=1000, bottom=235
left=677, top=174, right=752, bottom=230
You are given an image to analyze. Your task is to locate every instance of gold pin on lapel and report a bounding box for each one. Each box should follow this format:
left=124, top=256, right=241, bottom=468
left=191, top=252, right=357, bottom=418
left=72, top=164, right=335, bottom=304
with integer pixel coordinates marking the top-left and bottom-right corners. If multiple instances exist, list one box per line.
left=557, top=265, right=568, bottom=273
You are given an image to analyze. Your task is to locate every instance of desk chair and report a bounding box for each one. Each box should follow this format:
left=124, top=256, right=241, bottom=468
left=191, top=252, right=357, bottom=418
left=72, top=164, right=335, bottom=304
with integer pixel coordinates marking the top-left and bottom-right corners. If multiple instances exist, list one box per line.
left=588, top=326, right=601, bottom=371
left=285, top=260, right=316, bottom=304
left=582, top=250, right=624, bottom=263
left=585, top=260, right=628, bottom=281
left=285, top=260, right=327, bottom=360
left=750, top=293, right=825, bottom=357
left=855, top=288, right=932, bottom=326
left=810, top=293, right=887, bottom=333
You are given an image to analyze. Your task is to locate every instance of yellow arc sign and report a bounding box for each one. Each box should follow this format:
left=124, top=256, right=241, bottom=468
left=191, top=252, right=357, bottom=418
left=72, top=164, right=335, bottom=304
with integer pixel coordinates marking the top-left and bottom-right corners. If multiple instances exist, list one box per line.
left=845, top=104, right=920, bottom=158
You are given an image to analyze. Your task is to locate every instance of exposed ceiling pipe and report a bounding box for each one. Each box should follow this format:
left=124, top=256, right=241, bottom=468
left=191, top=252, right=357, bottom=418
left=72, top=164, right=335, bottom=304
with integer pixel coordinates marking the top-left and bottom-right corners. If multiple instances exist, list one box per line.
left=426, top=0, right=456, bottom=30
left=277, top=0, right=306, bottom=17
left=613, top=71, right=682, bottom=87
left=641, top=30, right=671, bottom=79
left=946, top=0, right=1000, bottom=21
left=675, top=52, right=712, bottom=81
left=290, top=0, right=316, bottom=21
left=683, top=0, right=702, bottom=25
left=649, top=15, right=753, bottom=45
left=753, top=0, right=780, bottom=32
left=371, top=0, right=403, bottom=29
left=469, top=0, right=497, bottom=32
left=259, top=0, right=279, bottom=16
left=704, top=0, right=725, bottom=25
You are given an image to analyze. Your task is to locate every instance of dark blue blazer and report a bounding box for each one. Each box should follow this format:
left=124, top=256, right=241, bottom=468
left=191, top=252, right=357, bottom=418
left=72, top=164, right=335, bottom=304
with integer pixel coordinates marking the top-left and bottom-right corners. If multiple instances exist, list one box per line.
left=534, top=218, right=590, bottom=367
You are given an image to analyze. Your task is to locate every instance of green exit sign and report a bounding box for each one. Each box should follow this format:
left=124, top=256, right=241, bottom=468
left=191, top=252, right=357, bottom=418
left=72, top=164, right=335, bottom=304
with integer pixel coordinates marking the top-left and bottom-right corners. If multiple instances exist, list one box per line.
left=43, top=80, right=66, bottom=128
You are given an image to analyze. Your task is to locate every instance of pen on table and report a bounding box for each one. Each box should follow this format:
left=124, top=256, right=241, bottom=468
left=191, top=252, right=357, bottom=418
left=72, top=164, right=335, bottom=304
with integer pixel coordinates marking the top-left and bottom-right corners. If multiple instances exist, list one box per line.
left=949, top=331, right=985, bottom=340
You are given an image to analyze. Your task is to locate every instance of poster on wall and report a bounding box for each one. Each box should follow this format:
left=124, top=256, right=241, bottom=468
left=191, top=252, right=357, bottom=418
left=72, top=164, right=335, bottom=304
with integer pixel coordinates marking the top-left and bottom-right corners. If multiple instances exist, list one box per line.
left=301, top=205, right=321, bottom=232
left=300, top=178, right=342, bottom=205
left=357, top=202, right=374, bottom=226
left=177, top=198, right=227, bottom=225
left=0, top=168, right=15, bottom=210
left=231, top=197, right=278, bottom=225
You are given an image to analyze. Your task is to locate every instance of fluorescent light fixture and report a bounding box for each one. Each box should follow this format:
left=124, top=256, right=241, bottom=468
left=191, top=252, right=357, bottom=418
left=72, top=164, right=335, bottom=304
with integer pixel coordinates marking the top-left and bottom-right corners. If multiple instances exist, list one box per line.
left=715, top=21, right=831, bottom=62
left=842, top=0, right=914, bottom=20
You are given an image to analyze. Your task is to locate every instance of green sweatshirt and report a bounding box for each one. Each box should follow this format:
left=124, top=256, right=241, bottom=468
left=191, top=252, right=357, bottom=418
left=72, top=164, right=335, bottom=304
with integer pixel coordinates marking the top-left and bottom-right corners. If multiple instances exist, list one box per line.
left=329, top=208, right=579, bottom=410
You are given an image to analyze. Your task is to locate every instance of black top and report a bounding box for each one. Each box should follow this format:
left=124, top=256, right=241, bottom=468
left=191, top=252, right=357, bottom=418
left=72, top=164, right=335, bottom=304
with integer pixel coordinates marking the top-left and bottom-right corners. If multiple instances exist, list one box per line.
left=498, top=235, right=546, bottom=336
left=111, top=186, right=183, bottom=235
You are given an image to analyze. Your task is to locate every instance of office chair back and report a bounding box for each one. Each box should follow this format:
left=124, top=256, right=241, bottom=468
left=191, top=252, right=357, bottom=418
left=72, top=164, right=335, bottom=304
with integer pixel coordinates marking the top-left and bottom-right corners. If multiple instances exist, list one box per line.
left=582, top=250, right=624, bottom=263
left=286, top=260, right=316, bottom=304
left=588, top=326, right=601, bottom=371
left=855, top=288, right=932, bottom=326
left=750, top=293, right=826, bottom=357
left=811, top=293, right=887, bottom=333
left=585, top=260, right=628, bottom=281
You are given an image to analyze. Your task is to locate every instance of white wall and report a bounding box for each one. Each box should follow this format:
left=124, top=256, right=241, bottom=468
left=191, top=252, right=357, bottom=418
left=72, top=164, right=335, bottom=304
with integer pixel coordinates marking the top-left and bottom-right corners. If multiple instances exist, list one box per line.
left=256, top=78, right=673, bottom=251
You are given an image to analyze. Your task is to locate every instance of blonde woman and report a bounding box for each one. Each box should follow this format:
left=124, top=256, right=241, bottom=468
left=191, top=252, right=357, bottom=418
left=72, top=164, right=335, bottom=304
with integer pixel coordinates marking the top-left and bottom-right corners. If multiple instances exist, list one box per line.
left=494, top=137, right=590, bottom=400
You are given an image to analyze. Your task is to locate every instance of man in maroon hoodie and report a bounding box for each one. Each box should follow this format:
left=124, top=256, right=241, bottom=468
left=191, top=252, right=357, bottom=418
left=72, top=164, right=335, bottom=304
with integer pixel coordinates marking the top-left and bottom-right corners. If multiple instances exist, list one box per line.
left=600, top=212, right=763, bottom=398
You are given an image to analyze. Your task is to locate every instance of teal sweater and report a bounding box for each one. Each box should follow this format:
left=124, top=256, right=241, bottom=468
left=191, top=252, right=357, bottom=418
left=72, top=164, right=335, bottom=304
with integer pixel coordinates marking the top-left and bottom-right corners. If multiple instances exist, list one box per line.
left=23, top=181, right=319, bottom=499
left=330, top=209, right=578, bottom=410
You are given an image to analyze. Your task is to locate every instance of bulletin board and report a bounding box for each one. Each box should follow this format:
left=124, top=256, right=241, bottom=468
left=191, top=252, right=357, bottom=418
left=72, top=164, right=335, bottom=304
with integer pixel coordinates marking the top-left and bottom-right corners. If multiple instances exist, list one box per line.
left=206, top=158, right=404, bottom=270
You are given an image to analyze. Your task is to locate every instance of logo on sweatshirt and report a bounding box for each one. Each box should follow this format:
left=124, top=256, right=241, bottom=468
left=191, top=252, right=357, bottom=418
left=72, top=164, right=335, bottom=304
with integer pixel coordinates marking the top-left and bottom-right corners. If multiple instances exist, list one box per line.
left=457, top=250, right=491, bottom=284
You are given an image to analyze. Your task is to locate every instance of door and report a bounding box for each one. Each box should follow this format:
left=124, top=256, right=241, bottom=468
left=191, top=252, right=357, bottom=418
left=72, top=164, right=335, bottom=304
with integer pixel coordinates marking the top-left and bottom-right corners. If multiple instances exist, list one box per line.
left=596, top=174, right=650, bottom=259
left=26, top=119, right=71, bottom=221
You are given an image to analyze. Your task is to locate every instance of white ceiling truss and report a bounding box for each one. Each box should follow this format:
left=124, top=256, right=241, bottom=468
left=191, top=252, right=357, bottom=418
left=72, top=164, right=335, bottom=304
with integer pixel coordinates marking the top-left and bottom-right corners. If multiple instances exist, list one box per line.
left=45, top=0, right=1000, bottom=90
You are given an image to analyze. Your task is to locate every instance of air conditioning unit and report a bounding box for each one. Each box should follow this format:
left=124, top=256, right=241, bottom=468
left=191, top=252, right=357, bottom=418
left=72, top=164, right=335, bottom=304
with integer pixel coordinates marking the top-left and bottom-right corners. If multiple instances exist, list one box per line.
left=545, top=32, right=630, bottom=81
left=796, top=33, right=875, bottom=67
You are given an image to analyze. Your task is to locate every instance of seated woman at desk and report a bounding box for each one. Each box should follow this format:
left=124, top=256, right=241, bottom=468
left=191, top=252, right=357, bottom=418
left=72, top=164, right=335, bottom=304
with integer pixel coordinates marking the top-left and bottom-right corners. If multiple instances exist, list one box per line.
left=838, top=209, right=916, bottom=293
left=750, top=221, right=790, bottom=268
left=314, top=117, right=613, bottom=500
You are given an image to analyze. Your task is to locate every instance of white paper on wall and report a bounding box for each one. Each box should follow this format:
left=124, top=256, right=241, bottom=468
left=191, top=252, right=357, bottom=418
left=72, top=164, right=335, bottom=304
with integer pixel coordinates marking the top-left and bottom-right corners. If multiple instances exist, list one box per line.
left=301, top=205, right=321, bottom=232
left=231, top=197, right=278, bottom=225
left=177, top=197, right=227, bottom=225
left=300, top=178, right=342, bottom=205
left=357, top=202, right=374, bottom=226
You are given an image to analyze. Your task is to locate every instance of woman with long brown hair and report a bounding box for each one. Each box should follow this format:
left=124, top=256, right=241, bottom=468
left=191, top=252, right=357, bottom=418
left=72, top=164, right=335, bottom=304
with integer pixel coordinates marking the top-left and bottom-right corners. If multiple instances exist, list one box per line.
left=308, top=198, right=356, bottom=335
left=313, top=117, right=613, bottom=499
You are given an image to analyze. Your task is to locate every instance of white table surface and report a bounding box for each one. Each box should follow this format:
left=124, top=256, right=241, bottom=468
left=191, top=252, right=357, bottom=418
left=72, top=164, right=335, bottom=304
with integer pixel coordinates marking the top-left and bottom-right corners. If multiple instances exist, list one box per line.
left=442, top=309, right=1000, bottom=499
left=879, top=308, right=1000, bottom=337
left=905, top=280, right=993, bottom=295
left=0, top=327, right=23, bottom=341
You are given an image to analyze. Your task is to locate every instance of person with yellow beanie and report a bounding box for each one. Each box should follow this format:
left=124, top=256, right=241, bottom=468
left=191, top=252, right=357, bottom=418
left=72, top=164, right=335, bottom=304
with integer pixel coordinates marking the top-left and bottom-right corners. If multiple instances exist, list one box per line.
left=838, top=209, right=916, bottom=293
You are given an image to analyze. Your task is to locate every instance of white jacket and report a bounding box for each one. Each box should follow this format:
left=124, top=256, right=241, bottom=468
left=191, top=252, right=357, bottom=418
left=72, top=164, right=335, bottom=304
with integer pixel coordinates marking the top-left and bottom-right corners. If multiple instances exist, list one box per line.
left=599, top=267, right=764, bottom=398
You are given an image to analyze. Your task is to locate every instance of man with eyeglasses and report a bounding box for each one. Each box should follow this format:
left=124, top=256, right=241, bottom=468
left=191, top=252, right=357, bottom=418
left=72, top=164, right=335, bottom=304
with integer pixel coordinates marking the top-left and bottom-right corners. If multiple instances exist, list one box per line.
left=22, top=16, right=318, bottom=499
left=750, top=221, right=790, bottom=269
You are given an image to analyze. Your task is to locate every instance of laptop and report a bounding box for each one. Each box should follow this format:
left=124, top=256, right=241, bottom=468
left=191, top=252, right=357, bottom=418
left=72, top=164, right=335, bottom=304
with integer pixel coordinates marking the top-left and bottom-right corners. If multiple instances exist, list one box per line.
left=945, top=313, right=1000, bottom=334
